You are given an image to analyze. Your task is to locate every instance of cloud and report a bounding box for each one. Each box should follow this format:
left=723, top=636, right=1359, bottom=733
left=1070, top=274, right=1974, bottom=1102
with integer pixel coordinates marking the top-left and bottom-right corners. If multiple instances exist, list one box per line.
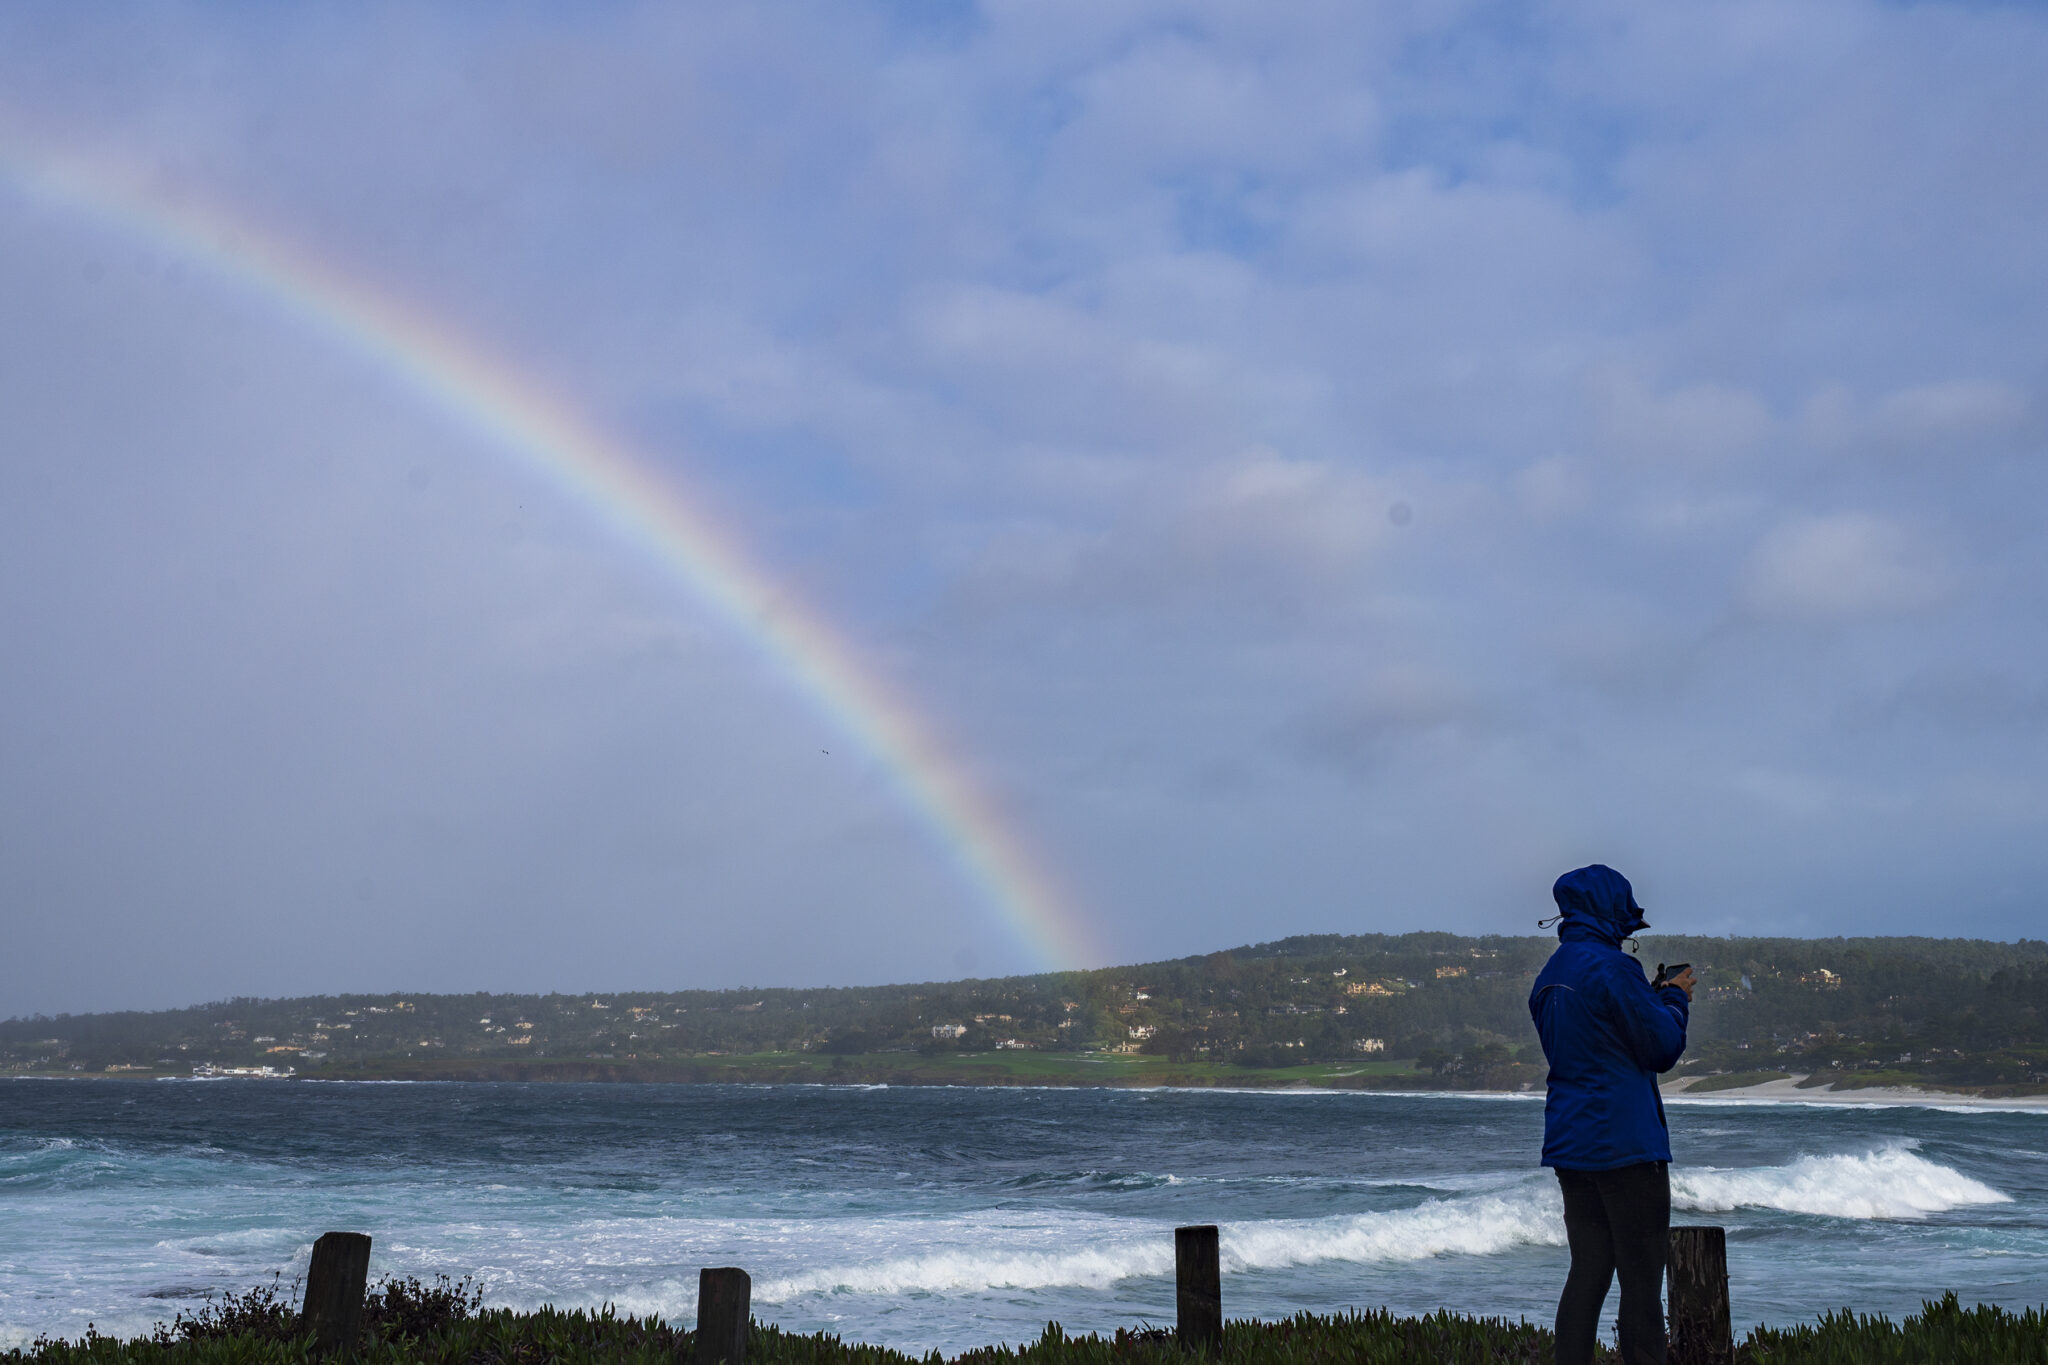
left=907, top=283, right=1235, bottom=449
left=1839, top=671, right=2048, bottom=734
left=1875, top=379, right=2029, bottom=443
left=1179, top=451, right=1400, bottom=574
left=940, top=448, right=1418, bottom=629
left=7, top=1, right=2048, bottom=1008
left=1739, top=512, right=1953, bottom=621
left=1588, top=368, right=1774, bottom=466
left=1801, top=378, right=2031, bottom=456
left=1285, top=665, right=1499, bottom=776
left=1728, top=767, right=1910, bottom=822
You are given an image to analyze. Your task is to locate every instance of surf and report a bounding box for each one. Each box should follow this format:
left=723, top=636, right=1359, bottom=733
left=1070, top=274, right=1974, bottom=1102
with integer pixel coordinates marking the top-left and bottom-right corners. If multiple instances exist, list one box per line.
left=1672, top=1142, right=2008, bottom=1220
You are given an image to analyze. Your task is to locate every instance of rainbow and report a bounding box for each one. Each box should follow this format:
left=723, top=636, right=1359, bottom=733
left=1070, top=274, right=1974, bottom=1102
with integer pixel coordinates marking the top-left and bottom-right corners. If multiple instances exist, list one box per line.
left=0, top=133, right=1098, bottom=972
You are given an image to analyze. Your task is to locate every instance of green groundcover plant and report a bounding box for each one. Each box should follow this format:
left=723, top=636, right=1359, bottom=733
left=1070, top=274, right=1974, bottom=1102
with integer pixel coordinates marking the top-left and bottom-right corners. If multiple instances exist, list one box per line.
left=9, top=1277, right=2047, bottom=1365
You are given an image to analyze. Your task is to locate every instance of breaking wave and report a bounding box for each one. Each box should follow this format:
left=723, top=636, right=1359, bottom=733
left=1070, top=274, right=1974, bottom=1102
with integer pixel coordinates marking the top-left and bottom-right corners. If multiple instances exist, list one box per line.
left=755, top=1190, right=1563, bottom=1301
left=759, top=1145, right=2010, bottom=1301
left=0, top=1135, right=250, bottom=1193
left=1673, top=1143, right=2007, bottom=1220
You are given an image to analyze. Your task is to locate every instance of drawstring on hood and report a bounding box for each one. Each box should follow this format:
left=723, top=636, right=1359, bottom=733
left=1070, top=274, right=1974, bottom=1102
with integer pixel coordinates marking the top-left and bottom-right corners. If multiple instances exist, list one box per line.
left=1551, top=864, right=1649, bottom=948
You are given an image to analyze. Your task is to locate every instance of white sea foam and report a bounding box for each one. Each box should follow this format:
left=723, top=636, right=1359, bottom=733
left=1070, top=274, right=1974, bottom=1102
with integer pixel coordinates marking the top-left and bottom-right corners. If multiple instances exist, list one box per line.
left=755, top=1145, right=2009, bottom=1303
left=1673, top=1143, right=2007, bottom=1220
left=755, top=1238, right=1175, bottom=1300
left=754, top=1190, right=1564, bottom=1302
left=1220, top=1192, right=1564, bottom=1269
left=1002, top=1169, right=1184, bottom=1192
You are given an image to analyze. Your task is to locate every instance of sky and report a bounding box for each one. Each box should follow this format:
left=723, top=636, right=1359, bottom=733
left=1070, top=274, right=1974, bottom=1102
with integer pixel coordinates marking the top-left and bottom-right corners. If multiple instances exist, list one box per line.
left=2, top=0, right=2045, bottom=1016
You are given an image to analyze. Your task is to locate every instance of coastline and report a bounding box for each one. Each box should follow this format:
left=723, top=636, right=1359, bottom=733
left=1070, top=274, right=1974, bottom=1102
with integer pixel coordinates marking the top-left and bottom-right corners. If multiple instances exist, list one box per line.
left=13, top=1063, right=2048, bottom=1109
left=1661, top=1072, right=2048, bottom=1110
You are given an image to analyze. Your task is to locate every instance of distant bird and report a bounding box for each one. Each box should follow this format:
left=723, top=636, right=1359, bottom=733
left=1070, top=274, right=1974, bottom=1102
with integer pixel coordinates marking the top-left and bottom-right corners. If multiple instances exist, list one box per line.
left=821, top=749, right=830, bottom=755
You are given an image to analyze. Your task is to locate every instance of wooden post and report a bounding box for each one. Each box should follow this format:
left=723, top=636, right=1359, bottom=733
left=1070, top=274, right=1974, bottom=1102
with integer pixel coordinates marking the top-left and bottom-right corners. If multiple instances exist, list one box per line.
left=694, top=1267, right=751, bottom=1365
left=1175, top=1224, right=1222, bottom=1353
left=300, top=1231, right=372, bottom=1358
left=1667, top=1226, right=1732, bottom=1365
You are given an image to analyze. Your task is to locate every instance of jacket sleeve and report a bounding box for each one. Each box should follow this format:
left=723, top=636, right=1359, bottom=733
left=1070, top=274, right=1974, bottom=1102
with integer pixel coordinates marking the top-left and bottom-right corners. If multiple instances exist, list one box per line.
left=1604, top=959, right=1689, bottom=1074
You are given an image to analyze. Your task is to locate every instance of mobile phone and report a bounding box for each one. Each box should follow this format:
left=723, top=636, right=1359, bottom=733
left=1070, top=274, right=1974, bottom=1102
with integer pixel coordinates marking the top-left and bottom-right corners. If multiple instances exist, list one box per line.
left=1653, top=962, right=1690, bottom=988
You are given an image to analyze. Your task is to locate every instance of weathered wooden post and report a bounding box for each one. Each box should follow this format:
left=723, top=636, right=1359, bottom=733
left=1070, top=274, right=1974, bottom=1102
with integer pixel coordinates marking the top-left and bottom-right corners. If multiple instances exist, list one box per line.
left=300, top=1231, right=372, bottom=1358
left=694, top=1267, right=751, bottom=1365
left=1174, top=1224, right=1222, bottom=1353
left=1667, top=1226, right=1732, bottom=1365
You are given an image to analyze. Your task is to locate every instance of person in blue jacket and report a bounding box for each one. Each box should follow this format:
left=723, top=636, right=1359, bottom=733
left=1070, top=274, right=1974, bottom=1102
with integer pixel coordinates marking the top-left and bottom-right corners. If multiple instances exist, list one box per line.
left=1530, top=865, right=1695, bottom=1365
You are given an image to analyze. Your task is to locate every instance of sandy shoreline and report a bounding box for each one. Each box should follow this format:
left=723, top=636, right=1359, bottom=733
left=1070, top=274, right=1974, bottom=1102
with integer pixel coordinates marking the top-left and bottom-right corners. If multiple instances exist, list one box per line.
left=12, top=1070, right=2048, bottom=1109
left=1661, top=1073, right=2048, bottom=1110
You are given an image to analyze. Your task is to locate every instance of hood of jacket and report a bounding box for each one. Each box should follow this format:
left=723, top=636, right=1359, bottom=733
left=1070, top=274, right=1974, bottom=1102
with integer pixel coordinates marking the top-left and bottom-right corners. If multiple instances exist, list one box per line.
left=1552, top=864, right=1648, bottom=947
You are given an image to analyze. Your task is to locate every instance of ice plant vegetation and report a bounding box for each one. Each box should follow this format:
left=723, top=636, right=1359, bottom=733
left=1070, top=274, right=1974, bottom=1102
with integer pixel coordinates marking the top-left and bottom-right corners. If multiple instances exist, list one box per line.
left=8, top=1279, right=2047, bottom=1365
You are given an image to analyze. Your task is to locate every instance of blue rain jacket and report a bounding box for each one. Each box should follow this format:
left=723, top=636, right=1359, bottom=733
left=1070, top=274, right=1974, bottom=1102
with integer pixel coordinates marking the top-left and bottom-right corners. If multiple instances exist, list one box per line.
left=1529, top=865, right=1689, bottom=1171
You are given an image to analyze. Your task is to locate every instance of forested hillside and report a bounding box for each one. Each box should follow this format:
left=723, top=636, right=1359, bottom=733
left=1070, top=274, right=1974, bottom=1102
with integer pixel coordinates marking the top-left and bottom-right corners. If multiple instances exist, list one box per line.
left=6, top=932, right=2046, bottom=1092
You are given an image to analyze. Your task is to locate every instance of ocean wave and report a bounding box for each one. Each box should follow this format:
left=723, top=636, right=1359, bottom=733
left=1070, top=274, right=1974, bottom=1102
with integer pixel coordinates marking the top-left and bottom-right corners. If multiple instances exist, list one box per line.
left=1673, top=1143, right=2007, bottom=1220
left=998, top=1167, right=1516, bottom=1201
left=1002, top=1170, right=1184, bottom=1192
left=756, top=1144, right=2010, bottom=1302
left=157, top=1226, right=312, bottom=1258
left=754, top=1191, right=1562, bottom=1301
left=0, top=1137, right=129, bottom=1190
left=1135, top=1087, right=1541, bottom=1102
left=0, top=1135, right=84, bottom=1157
left=0, top=1136, right=256, bottom=1193
left=1220, top=1193, right=1562, bottom=1270
left=754, top=1239, right=1174, bottom=1300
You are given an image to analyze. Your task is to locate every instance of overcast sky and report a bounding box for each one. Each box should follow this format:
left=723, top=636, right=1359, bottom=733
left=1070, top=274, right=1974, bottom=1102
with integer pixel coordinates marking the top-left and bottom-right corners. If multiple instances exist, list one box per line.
left=3, top=1, right=2044, bottom=1016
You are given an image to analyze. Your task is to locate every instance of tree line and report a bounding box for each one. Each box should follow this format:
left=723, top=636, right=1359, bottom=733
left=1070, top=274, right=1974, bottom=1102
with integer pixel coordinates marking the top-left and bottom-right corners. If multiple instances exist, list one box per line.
left=5, top=931, right=2045, bottom=1091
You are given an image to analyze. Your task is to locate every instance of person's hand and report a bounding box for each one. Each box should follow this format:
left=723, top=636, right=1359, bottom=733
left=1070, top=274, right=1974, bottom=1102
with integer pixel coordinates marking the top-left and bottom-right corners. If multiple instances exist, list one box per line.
left=1667, top=966, right=1697, bottom=1001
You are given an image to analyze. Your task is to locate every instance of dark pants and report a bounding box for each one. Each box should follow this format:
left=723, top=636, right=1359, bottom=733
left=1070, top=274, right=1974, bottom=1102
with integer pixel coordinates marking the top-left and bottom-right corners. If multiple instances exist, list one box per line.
left=1555, top=1161, right=1669, bottom=1365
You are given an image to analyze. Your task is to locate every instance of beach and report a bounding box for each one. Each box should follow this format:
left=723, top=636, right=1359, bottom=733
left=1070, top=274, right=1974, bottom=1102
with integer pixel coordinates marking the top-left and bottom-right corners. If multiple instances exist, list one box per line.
left=1662, top=1073, right=2048, bottom=1110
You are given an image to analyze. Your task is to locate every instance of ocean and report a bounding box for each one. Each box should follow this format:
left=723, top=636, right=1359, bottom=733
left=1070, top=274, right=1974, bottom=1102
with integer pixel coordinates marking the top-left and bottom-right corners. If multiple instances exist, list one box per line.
left=2, top=1080, right=2044, bottom=1354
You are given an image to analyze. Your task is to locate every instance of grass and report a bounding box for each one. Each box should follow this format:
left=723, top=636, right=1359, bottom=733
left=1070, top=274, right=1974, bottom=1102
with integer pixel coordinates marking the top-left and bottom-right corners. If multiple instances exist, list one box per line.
left=10, top=1278, right=2048, bottom=1365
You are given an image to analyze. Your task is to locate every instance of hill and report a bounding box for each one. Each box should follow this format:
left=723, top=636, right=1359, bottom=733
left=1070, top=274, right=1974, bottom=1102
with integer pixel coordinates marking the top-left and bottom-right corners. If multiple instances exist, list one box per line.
left=6, top=931, right=2046, bottom=1093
